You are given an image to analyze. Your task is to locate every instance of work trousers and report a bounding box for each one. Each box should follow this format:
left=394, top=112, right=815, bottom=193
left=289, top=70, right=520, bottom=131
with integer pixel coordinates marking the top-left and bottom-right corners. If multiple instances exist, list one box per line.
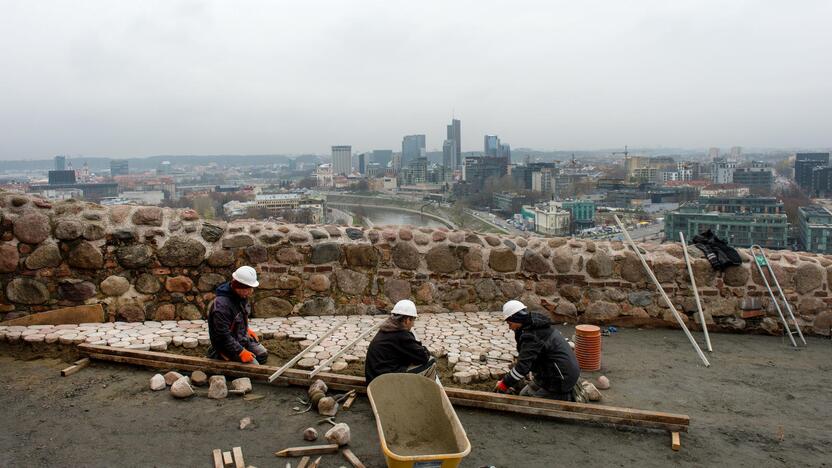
left=405, top=357, right=438, bottom=381
left=519, top=380, right=575, bottom=402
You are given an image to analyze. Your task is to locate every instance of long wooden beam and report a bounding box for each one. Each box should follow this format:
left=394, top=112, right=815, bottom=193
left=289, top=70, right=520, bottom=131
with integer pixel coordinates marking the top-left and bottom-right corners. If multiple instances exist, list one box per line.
left=78, top=344, right=688, bottom=432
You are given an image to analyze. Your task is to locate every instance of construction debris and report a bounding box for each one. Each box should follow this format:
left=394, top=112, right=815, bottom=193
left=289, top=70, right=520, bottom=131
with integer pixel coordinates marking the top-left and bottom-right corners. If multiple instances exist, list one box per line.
left=60, top=358, right=90, bottom=377
left=150, top=374, right=166, bottom=391
left=303, top=427, right=319, bottom=441
left=239, top=417, right=252, bottom=430
left=341, top=448, right=366, bottom=468
left=342, top=393, right=357, bottom=410
left=596, top=375, right=610, bottom=390
left=208, top=375, right=228, bottom=399
left=324, top=423, right=351, bottom=446
left=170, top=376, right=194, bottom=398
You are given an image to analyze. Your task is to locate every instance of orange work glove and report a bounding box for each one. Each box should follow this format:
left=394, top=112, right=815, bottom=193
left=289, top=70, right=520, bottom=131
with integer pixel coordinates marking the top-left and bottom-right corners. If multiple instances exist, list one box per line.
left=239, top=349, right=256, bottom=363
left=247, top=328, right=258, bottom=342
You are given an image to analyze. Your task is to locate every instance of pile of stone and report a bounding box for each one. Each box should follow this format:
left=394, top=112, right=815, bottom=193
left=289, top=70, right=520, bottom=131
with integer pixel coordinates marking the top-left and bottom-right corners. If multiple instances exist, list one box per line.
left=148, top=370, right=250, bottom=399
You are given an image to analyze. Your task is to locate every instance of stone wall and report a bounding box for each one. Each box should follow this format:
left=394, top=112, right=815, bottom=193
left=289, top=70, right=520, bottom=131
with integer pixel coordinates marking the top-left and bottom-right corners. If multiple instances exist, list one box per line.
left=1, top=192, right=831, bottom=336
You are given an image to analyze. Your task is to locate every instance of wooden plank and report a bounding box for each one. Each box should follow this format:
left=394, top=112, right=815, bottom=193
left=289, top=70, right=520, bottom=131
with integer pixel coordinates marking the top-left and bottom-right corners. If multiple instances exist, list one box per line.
left=268, top=319, right=347, bottom=382
left=274, top=444, right=339, bottom=457
left=342, top=392, right=357, bottom=410
left=309, top=456, right=322, bottom=468
left=232, top=446, right=245, bottom=468
left=80, top=344, right=689, bottom=431
left=681, top=232, right=713, bottom=352
left=0, top=304, right=104, bottom=326
left=61, top=359, right=89, bottom=377
left=222, top=451, right=233, bottom=465
left=341, top=448, right=366, bottom=468
left=211, top=449, right=224, bottom=468
left=672, top=431, right=681, bottom=451
left=448, top=397, right=688, bottom=432
left=296, top=456, right=310, bottom=468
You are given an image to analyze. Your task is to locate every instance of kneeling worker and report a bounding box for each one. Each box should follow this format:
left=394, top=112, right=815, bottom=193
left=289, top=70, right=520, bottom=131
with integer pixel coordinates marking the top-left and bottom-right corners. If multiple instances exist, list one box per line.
left=494, top=300, right=580, bottom=401
left=207, top=266, right=268, bottom=365
left=364, top=300, right=436, bottom=383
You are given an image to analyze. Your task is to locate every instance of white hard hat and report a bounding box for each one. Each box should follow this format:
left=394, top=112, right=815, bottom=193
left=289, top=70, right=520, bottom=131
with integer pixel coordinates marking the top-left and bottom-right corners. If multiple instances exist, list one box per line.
left=502, top=300, right=527, bottom=320
left=231, top=266, right=259, bottom=288
left=391, top=299, right=418, bottom=318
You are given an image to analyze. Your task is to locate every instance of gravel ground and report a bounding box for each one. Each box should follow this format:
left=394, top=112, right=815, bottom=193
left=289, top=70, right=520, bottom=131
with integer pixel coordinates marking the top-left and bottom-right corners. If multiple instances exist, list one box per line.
left=1, top=327, right=830, bottom=467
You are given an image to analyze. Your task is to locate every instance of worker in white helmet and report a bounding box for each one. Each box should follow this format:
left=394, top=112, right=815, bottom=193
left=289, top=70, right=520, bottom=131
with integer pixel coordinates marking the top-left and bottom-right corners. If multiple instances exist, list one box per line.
left=364, top=299, right=436, bottom=383
left=494, top=300, right=580, bottom=400
left=206, top=266, right=268, bottom=365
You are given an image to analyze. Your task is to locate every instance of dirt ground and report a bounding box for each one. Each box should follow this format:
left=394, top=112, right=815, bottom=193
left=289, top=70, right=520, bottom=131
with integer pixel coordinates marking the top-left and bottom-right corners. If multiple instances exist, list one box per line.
left=1, top=327, right=830, bottom=467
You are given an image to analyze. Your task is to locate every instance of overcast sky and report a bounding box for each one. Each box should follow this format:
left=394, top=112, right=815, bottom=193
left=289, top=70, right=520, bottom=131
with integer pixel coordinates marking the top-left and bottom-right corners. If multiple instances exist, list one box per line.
left=0, top=0, right=830, bottom=160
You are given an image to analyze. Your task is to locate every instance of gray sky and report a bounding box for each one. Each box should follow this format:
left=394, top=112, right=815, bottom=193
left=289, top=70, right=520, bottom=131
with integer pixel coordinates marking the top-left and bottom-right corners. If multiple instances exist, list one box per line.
left=1, top=0, right=830, bottom=160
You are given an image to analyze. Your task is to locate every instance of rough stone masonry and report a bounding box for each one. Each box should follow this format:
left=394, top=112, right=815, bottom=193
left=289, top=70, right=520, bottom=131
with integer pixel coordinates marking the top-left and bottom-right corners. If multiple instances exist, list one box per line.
left=1, top=192, right=831, bottom=337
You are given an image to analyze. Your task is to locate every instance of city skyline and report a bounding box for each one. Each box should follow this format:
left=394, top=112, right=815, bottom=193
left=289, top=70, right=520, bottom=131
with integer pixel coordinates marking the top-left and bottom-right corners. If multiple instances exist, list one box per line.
left=1, top=1, right=831, bottom=160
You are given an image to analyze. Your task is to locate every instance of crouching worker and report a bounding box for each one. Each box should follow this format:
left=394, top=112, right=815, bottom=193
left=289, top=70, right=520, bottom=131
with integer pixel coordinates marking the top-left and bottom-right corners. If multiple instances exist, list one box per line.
left=494, top=300, right=580, bottom=401
left=207, top=266, right=268, bottom=365
left=364, top=300, right=437, bottom=383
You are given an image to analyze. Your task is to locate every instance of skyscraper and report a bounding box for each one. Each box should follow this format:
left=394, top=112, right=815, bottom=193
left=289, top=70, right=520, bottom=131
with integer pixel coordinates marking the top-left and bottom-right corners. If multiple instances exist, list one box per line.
left=795, top=152, right=830, bottom=190
left=484, top=135, right=500, bottom=157
left=372, top=149, right=393, bottom=167
left=446, top=118, right=461, bottom=167
left=401, top=135, right=426, bottom=165
left=332, top=145, right=352, bottom=175
left=442, top=140, right=458, bottom=171
left=54, top=155, right=66, bottom=171
left=357, top=153, right=367, bottom=175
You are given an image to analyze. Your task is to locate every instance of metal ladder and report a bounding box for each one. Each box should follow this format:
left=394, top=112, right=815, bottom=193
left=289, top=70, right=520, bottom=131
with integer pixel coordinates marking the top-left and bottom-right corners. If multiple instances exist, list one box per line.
left=749, top=245, right=807, bottom=347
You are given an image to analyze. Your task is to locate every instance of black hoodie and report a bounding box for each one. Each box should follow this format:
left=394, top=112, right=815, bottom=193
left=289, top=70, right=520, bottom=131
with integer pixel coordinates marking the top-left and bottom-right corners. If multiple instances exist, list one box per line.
left=503, top=312, right=580, bottom=393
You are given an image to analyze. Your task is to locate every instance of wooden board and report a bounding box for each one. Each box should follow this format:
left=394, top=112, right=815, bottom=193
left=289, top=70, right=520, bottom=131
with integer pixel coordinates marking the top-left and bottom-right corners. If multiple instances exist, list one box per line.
left=672, top=431, right=681, bottom=451
left=296, top=456, right=310, bottom=468
left=342, top=392, right=357, bottom=410
left=222, top=451, right=233, bottom=465
left=274, top=444, right=339, bottom=457
left=60, top=358, right=90, bottom=377
left=211, top=449, right=223, bottom=468
left=79, top=344, right=689, bottom=432
left=341, top=448, right=366, bottom=468
left=232, top=446, right=245, bottom=468
left=0, top=304, right=104, bottom=326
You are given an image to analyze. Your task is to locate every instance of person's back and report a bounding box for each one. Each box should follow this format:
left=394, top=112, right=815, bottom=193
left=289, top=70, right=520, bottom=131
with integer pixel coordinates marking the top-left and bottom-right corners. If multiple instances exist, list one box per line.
left=516, top=312, right=580, bottom=394
left=364, top=300, right=434, bottom=383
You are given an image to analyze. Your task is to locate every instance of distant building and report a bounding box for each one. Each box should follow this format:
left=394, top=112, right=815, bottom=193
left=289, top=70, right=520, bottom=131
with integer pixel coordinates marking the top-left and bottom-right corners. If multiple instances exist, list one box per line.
left=730, top=146, right=742, bottom=159
left=372, top=149, right=393, bottom=167
left=799, top=205, right=832, bottom=253
left=54, top=155, right=66, bottom=171
left=498, top=143, right=511, bottom=162
left=358, top=153, right=367, bottom=175
left=157, top=161, right=172, bottom=175
left=365, top=162, right=383, bottom=178
left=700, top=184, right=750, bottom=198
left=708, top=147, right=720, bottom=160
left=732, top=161, right=773, bottom=191
left=462, top=156, right=507, bottom=190
left=446, top=119, right=461, bottom=168
left=528, top=202, right=571, bottom=236
left=442, top=140, right=458, bottom=171
left=493, top=192, right=528, bottom=216
left=119, top=190, right=164, bottom=205
left=401, top=135, right=426, bottom=166
left=810, top=166, right=832, bottom=197
left=626, top=156, right=676, bottom=183
left=110, top=160, right=129, bottom=177
left=561, top=200, right=596, bottom=233
left=711, top=158, right=736, bottom=184
left=664, top=197, right=788, bottom=248
left=531, top=169, right=554, bottom=193
left=484, top=135, right=500, bottom=157
left=400, top=157, right=428, bottom=185
left=331, top=146, right=352, bottom=175
left=48, top=170, right=76, bottom=185
left=316, top=163, right=334, bottom=187
left=30, top=182, right=118, bottom=202
left=255, top=193, right=325, bottom=223
left=794, top=152, right=829, bottom=191
left=223, top=200, right=256, bottom=218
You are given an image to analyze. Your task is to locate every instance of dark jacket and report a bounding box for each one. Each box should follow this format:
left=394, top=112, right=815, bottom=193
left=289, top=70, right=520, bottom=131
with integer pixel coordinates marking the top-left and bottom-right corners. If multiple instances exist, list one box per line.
left=503, top=312, right=580, bottom=393
left=364, top=317, right=431, bottom=383
left=207, top=282, right=253, bottom=359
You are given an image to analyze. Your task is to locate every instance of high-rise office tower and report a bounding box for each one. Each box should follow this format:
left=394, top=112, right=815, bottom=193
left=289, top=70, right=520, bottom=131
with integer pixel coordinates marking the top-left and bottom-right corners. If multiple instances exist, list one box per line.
left=484, top=135, right=500, bottom=157
left=54, top=155, right=66, bottom=171
left=401, top=135, right=426, bottom=165
left=442, top=140, right=458, bottom=171
left=498, top=143, right=511, bottom=162
left=372, top=150, right=393, bottom=167
left=730, top=146, right=742, bottom=159
left=357, top=153, right=367, bottom=175
left=332, top=145, right=352, bottom=175
left=708, top=147, right=720, bottom=160
left=446, top=119, right=461, bottom=167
